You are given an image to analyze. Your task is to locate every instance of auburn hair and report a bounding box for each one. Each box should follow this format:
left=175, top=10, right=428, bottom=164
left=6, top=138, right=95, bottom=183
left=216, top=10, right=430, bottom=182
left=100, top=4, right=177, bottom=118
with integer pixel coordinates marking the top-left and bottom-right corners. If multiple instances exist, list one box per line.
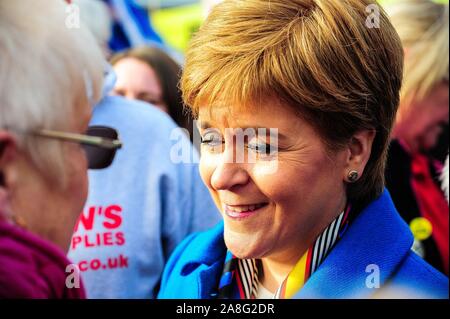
left=182, top=0, right=404, bottom=208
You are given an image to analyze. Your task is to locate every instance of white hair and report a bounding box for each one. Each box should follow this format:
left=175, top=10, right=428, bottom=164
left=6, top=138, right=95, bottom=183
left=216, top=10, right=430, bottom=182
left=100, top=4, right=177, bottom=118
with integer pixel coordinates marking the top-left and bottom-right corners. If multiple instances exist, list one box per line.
left=72, top=0, right=112, bottom=52
left=442, top=154, right=449, bottom=203
left=202, top=0, right=223, bottom=18
left=386, top=0, right=449, bottom=113
left=0, top=0, right=105, bottom=184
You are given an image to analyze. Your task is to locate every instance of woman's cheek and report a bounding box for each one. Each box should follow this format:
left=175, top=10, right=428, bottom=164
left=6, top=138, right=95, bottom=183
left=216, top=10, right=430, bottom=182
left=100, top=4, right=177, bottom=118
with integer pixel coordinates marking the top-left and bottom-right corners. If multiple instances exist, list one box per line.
left=252, top=157, right=280, bottom=177
left=199, top=153, right=214, bottom=187
left=199, top=153, right=222, bottom=207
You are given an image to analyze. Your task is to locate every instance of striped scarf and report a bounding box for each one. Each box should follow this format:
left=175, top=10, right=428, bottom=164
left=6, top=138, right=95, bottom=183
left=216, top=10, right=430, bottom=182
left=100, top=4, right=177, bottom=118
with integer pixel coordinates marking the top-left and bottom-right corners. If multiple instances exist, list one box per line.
left=217, top=205, right=351, bottom=299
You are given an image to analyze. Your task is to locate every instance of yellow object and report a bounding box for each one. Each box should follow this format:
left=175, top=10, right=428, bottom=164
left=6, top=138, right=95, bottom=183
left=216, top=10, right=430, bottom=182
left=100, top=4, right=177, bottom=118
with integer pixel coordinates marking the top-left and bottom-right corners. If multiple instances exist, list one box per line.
left=150, top=0, right=448, bottom=53
left=284, top=251, right=308, bottom=298
left=410, top=217, right=433, bottom=241
left=151, top=3, right=202, bottom=53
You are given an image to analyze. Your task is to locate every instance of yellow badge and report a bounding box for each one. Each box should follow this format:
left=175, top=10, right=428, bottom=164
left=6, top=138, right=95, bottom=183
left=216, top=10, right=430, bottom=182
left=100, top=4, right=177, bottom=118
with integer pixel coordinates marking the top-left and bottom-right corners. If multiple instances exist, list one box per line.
left=410, top=217, right=433, bottom=241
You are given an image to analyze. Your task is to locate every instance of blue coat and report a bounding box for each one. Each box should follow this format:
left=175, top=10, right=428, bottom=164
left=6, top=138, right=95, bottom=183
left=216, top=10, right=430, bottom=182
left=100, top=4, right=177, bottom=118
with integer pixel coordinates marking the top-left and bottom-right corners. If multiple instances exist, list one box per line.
left=158, top=189, right=448, bottom=299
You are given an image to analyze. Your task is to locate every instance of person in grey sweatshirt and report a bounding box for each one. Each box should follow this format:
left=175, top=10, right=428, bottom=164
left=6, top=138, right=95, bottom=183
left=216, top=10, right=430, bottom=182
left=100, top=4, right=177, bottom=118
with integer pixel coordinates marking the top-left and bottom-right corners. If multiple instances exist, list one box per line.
left=68, top=69, right=221, bottom=298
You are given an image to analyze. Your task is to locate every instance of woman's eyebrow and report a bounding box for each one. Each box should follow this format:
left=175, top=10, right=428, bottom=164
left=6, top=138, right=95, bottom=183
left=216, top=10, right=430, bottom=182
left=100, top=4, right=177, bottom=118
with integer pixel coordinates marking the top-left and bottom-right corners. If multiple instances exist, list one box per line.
left=198, top=121, right=212, bottom=130
left=136, top=92, right=159, bottom=100
left=198, top=122, right=286, bottom=141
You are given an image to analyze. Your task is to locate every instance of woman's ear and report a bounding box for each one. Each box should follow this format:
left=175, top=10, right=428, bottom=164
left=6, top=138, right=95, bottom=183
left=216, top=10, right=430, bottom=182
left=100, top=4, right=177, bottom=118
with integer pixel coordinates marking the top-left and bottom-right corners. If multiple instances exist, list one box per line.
left=343, top=129, right=376, bottom=182
left=0, top=131, right=18, bottom=220
left=0, top=131, right=18, bottom=187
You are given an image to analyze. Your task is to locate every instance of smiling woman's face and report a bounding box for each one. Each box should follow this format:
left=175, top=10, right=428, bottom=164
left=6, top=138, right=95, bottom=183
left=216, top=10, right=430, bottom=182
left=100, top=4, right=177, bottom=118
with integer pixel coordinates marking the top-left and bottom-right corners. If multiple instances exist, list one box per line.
left=198, top=98, right=349, bottom=263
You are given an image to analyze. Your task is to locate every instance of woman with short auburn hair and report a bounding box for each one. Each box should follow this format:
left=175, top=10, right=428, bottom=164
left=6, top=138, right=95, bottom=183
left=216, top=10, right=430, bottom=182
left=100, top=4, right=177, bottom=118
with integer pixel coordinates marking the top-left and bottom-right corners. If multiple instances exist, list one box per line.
left=158, top=0, right=448, bottom=299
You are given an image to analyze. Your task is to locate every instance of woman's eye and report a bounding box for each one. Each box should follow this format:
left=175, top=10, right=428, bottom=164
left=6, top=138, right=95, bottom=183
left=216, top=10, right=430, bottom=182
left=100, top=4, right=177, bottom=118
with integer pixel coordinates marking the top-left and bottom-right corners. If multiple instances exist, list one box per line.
left=247, top=142, right=275, bottom=156
left=200, top=131, right=224, bottom=151
left=201, top=133, right=221, bottom=145
left=145, top=99, right=163, bottom=106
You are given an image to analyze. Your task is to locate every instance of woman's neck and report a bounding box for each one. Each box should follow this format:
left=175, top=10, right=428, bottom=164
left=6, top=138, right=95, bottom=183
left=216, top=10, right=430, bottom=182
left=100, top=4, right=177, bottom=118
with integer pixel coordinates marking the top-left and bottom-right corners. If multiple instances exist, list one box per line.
left=259, top=198, right=347, bottom=293
left=259, top=248, right=306, bottom=293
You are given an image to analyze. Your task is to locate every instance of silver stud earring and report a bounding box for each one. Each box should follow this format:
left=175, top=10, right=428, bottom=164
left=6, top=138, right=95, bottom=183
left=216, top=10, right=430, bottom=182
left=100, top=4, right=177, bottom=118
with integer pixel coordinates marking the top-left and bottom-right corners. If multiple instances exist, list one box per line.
left=347, top=170, right=359, bottom=183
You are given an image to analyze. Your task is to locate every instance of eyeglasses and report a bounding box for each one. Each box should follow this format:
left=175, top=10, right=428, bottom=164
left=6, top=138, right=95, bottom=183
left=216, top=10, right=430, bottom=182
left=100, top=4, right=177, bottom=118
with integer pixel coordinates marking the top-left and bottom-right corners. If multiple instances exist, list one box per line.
left=34, top=126, right=122, bottom=169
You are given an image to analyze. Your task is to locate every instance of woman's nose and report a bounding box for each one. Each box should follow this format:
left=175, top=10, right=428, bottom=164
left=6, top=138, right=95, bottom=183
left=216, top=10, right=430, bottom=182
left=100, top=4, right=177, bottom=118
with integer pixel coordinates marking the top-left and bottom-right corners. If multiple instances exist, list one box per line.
left=211, top=162, right=249, bottom=190
left=210, top=150, right=250, bottom=191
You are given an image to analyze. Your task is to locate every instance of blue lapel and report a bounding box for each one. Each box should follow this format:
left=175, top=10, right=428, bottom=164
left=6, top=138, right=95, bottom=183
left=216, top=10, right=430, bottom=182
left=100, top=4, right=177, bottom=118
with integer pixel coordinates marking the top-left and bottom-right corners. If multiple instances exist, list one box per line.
left=295, top=189, right=414, bottom=298
left=177, top=222, right=227, bottom=298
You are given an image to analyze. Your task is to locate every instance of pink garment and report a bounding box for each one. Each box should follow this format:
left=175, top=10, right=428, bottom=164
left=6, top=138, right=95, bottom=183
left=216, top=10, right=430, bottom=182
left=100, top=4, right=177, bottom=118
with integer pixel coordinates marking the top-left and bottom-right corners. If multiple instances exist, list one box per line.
left=0, top=220, right=86, bottom=298
left=410, top=153, right=449, bottom=275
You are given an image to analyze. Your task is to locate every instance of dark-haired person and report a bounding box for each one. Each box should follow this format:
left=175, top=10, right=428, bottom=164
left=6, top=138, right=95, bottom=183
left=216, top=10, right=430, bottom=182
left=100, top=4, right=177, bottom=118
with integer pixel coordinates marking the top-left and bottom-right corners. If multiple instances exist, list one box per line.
left=63, top=5, right=221, bottom=298
left=110, top=46, right=194, bottom=141
left=68, top=68, right=221, bottom=299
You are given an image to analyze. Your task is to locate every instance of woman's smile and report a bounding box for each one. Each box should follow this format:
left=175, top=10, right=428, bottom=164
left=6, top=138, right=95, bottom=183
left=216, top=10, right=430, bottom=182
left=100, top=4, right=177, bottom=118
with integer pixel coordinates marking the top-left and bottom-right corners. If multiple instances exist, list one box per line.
left=223, top=202, right=269, bottom=219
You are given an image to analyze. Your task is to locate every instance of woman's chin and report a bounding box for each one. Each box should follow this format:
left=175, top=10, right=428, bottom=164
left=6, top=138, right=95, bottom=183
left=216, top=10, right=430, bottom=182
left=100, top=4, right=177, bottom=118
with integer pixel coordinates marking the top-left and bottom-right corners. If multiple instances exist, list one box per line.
left=224, top=228, right=266, bottom=259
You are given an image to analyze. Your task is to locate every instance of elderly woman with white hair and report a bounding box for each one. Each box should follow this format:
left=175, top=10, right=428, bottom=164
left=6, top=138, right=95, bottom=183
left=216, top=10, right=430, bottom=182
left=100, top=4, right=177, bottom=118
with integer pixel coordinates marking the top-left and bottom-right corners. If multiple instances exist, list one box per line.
left=385, top=0, right=449, bottom=276
left=0, top=0, right=121, bottom=298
